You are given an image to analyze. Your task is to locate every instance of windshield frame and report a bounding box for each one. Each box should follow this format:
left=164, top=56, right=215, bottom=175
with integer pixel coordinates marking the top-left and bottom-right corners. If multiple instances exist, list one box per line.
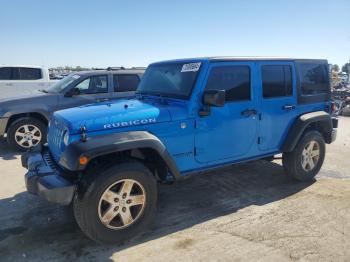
left=136, top=61, right=202, bottom=100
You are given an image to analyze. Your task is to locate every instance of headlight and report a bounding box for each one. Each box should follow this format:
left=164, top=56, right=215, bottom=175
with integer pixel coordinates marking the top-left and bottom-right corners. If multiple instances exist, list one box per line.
left=63, top=130, right=69, bottom=146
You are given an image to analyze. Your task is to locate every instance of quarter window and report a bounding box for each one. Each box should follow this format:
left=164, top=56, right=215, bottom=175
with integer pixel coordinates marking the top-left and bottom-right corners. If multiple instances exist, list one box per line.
left=20, top=68, right=42, bottom=80
left=262, top=65, right=292, bottom=98
left=113, top=74, right=140, bottom=92
left=299, top=63, right=328, bottom=95
left=205, top=66, right=251, bottom=102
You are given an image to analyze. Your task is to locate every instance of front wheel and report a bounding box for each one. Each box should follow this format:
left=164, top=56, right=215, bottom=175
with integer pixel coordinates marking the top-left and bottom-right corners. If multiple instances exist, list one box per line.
left=282, top=131, right=325, bottom=181
left=7, top=117, right=47, bottom=151
left=73, top=161, right=157, bottom=244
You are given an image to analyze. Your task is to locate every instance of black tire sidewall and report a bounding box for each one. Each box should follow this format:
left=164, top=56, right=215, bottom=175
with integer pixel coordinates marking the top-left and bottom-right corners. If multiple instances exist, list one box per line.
left=7, top=117, right=47, bottom=151
left=284, top=131, right=325, bottom=181
left=74, top=161, right=157, bottom=244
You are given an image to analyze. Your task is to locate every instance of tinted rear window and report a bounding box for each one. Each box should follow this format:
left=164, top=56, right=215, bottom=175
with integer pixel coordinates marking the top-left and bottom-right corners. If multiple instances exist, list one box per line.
left=20, top=67, right=42, bottom=80
left=299, top=63, right=329, bottom=95
left=262, top=65, right=292, bottom=98
left=0, top=67, right=12, bottom=80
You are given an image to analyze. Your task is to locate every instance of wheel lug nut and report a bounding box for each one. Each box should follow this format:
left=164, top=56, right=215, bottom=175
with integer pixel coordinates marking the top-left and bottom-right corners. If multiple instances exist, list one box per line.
left=122, top=207, right=126, bottom=212
left=122, top=193, right=127, bottom=199
left=127, top=200, right=131, bottom=204
left=114, top=198, right=119, bottom=202
left=114, top=206, right=119, bottom=211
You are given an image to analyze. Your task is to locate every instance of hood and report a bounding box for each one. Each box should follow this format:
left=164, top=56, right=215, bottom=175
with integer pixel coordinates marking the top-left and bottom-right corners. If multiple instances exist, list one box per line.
left=0, top=90, right=50, bottom=103
left=54, top=99, right=174, bottom=134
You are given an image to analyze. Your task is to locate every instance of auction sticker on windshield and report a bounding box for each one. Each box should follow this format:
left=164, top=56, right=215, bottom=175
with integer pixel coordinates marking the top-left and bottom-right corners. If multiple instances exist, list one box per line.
left=181, top=62, right=201, bottom=72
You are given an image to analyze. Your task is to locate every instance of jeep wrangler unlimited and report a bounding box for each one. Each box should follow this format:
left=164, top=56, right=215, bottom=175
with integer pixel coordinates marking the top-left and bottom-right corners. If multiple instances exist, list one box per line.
left=22, top=57, right=338, bottom=243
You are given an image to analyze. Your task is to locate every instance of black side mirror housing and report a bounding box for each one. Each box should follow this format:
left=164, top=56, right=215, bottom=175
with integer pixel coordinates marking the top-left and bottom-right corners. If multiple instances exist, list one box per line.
left=203, top=90, right=225, bottom=107
left=64, top=87, right=80, bottom=97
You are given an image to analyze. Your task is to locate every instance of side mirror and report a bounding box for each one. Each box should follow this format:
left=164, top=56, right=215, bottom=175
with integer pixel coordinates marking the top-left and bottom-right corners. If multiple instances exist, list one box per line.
left=64, top=87, right=80, bottom=97
left=203, top=90, right=225, bottom=107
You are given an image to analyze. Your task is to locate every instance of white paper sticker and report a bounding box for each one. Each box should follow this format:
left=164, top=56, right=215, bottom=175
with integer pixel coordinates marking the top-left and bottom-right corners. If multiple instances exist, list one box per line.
left=181, top=62, right=201, bottom=72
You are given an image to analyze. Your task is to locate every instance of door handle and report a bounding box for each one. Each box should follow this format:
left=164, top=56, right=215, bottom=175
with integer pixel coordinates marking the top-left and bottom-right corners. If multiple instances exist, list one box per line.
left=282, top=104, right=295, bottom=111
left=241, top=109, right=257, bottom=117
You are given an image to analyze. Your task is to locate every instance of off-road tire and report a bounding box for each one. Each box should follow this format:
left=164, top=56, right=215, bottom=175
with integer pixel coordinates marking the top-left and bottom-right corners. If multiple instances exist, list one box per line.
left=73, top=161, right=157, bottom=244
left=282, top=130, right=325, bottom=181
left=7, top=117, right=47, bottom=151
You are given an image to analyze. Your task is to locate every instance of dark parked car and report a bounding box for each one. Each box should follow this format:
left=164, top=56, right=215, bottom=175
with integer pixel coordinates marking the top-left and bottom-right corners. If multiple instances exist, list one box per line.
left=0, top=68, right=145, bottom=150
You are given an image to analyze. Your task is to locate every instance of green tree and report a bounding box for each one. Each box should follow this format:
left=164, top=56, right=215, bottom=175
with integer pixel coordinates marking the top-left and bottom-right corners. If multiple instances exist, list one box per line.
left=332, top=64, right=340, bottom=72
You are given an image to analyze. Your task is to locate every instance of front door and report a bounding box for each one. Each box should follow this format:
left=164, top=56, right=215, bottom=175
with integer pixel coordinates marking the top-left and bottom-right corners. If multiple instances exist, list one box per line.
left=195, top=62, right=258, bottom=164
left=57, top=74, right=112, bottom=111
left=257, top=62, right=297, bottom=152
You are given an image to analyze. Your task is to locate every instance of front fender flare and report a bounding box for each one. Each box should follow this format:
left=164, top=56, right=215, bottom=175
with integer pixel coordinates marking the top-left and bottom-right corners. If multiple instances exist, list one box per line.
left=59, top=131, right=181, bottom=179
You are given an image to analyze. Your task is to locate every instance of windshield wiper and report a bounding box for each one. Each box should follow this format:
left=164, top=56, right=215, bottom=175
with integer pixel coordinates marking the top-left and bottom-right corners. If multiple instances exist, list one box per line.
left=39, top=89, right=48, bottom=93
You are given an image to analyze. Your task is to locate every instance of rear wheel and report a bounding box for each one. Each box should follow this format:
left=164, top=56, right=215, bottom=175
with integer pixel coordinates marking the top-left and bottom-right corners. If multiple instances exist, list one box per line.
left=7, top=117, right=47, bottom=151
left=282, top=131, right=325, bottom=181
left=73, top=161, right=157, bottom=244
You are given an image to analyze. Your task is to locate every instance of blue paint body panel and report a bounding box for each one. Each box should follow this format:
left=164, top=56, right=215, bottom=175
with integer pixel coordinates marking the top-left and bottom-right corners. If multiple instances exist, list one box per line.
left=47, top=57, right=331, bottom=176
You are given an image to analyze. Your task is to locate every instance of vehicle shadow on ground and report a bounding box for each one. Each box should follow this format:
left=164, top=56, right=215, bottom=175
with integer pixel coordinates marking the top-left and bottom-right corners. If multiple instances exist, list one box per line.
left=0, top=161, right=314, bottom=261
left=0, top=139, right=20, bottom=160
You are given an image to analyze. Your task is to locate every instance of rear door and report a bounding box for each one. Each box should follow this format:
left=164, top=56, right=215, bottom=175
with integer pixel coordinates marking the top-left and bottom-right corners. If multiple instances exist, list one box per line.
left=257, top=62, right=298, bottom=152
left=12, top=67, right=46, bottom=95
left=111, top=74, right=141, bottom=99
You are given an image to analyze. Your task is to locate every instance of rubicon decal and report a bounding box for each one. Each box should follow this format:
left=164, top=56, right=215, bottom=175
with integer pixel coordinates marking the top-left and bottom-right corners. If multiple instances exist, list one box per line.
left=104, top=118, right=157, bottom=129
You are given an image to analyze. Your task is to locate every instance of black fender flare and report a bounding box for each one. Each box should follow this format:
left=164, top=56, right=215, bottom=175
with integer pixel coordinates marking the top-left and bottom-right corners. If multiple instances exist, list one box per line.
left=282, top=111, right=336, bottom=152
left=59, top=131, right=181, bottom=179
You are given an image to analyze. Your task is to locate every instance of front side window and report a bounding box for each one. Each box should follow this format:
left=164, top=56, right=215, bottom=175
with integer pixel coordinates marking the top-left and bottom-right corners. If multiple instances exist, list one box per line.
left=47, top=74, right=80, bottom=93
left=205, top=66, right=251, bottom=102
left=75, top=75, right=108, bottom=94
left=137, top=62, right=201, bottom=99
left=299, top=63, right=329, bottom=95
left=114, top=74, right=140, bottom=92
left=262, top=65, right=292, bottom=98
left=20, top=68, right=42, bottom=80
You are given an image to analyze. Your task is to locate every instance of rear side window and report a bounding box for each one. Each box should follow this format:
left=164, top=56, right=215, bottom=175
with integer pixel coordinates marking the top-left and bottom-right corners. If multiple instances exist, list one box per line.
left=299, top=63, right=328, bottom=95
left=205, top=66, right=251, bottom=102
left=20, top=68, right=42, bottom=80
left=0, top=67, right=12, bottom=80
left=114, top=74, right=140, bottom=92
left=262, top=65, right=292, bottom=98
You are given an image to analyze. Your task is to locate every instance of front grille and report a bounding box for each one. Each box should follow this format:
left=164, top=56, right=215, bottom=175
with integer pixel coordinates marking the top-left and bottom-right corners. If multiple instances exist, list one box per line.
left=48, top=119, right=66, bottom=162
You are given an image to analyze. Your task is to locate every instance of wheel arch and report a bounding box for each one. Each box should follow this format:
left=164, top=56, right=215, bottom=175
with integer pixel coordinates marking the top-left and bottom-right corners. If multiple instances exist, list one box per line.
left=60, top=131, right=181, bottom=181
left=6, top=112, right=49, bottom=132
left=282, top=111, right=334, bottom=152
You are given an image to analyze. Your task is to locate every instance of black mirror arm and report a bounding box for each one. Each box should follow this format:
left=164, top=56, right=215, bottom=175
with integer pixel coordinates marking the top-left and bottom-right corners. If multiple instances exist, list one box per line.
left=199, top=105, right=211, bottom=117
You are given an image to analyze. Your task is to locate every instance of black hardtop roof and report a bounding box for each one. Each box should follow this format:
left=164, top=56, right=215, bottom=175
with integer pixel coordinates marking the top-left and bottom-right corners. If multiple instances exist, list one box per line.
left=207, top=56, right=328, bottom=63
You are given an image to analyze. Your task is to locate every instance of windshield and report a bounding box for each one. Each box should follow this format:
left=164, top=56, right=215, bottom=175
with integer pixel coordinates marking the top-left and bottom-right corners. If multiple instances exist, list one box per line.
left=137, top=62, right=201, bottom=99
left=47, top=74, right=80, bottom=93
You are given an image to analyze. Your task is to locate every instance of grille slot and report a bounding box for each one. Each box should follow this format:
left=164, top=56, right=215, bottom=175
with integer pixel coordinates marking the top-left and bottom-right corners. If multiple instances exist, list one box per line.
left=48, top=120, right=66, bottom=162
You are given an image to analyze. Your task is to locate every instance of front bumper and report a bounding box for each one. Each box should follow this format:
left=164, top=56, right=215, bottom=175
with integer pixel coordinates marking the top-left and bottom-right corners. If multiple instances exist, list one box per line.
left=21, top=145, right=75, bottom=205
left=0, top=117, right=9, bottom=136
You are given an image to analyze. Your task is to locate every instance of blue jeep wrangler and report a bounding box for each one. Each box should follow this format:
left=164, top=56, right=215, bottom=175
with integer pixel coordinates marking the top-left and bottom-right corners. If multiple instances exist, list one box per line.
left=22, top=57, right=338, bottom=243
